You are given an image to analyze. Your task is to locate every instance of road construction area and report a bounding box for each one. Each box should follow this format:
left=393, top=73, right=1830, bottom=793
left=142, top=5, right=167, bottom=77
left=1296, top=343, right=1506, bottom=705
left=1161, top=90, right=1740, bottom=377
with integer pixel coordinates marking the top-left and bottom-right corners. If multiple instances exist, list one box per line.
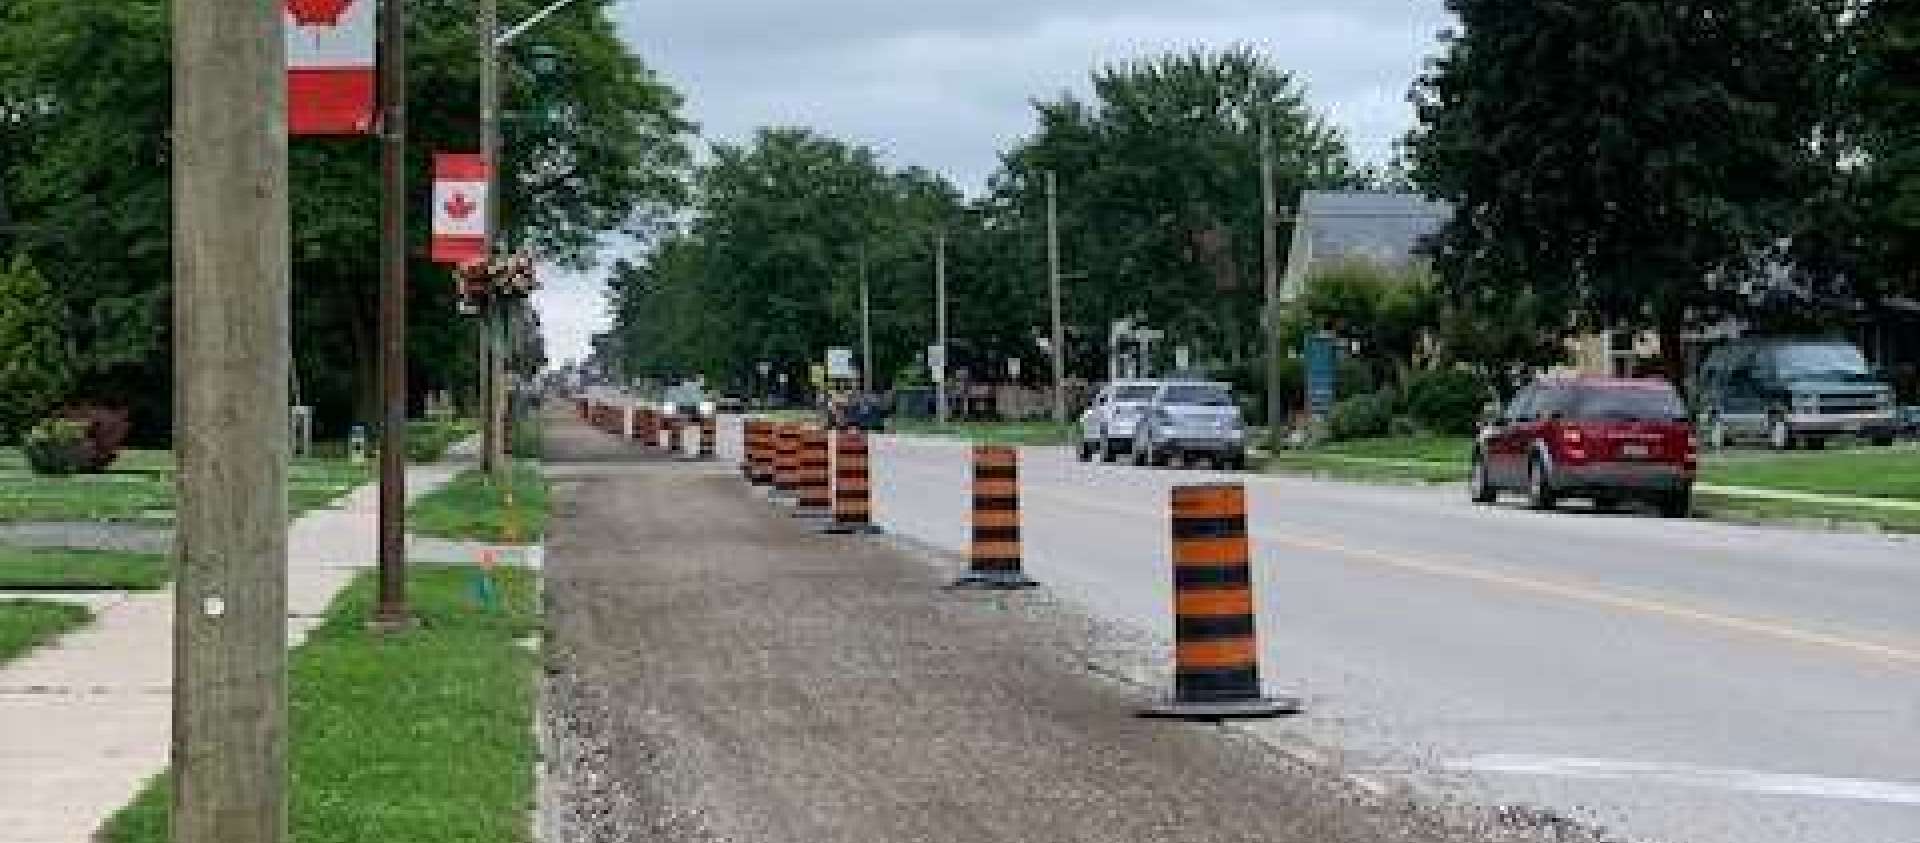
left=539, top=413, right=1573, bottom=843
left=868, top=436, right=1920, bottom=843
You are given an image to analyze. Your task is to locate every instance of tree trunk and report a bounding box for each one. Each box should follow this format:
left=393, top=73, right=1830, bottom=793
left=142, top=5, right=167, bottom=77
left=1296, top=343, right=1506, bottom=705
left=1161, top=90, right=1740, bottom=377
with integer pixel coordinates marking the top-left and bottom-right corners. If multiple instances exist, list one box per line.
left=1657, top=301, right=1689, bottom=400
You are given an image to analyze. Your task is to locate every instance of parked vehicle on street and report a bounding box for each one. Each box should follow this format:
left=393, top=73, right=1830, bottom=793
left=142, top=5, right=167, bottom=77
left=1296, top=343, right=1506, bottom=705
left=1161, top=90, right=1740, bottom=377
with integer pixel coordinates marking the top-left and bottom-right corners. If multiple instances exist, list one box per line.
left=1077, top=380, right=1161, bottom=461
left=1696, top=337, right=1898, bottom=449
left=1129, top=381, right=1248, bottom=470
left=1470, top=377, right=1696, bottom=517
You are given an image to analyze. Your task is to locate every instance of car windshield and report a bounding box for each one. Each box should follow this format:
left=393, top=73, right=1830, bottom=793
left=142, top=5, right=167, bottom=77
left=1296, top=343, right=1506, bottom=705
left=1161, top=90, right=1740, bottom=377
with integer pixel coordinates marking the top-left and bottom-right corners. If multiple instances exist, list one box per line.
left=1161, top=384, right=1233, bottom=407
left=1114, top=385, right=1158, bottom=402
left=1772, top=344, right=1873, bottom=382
left=1569, top=386, right=1685, bottom=421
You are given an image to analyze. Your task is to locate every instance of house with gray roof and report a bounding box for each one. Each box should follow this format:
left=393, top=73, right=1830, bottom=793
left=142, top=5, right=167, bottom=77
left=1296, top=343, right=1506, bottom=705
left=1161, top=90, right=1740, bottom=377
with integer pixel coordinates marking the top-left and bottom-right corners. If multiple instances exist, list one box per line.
left=1280, top=191, right=1452, bottom=301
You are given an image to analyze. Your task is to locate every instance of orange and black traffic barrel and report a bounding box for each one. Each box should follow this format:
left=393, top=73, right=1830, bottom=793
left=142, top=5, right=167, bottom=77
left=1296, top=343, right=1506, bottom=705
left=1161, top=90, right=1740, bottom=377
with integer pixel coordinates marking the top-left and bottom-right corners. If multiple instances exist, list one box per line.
left=771, top=423, right=801, bottom=501
left=1141, top=483, right=1297, bottom=720
left=950, top=445, right=1038, bottom=589
left=795, top=427, right=832, bottom=516
left=698, top=414, right=718, bottom=459
left=742, top=420, right=768, bottom=482
left=825, top=431, right=881, bottom=534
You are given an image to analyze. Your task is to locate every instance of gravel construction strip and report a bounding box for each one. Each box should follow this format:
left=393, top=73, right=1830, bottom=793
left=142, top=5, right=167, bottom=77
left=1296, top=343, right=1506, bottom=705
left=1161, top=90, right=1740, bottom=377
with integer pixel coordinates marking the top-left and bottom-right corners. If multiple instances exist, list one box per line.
left=538, top=415, right=1589, bottom=843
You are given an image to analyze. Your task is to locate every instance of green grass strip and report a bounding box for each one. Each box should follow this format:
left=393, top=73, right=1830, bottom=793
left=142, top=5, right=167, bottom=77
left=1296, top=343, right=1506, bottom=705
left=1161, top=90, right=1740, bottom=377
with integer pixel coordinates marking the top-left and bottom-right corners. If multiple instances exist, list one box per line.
left=408, top=464, right=548, bottom=544
left=0, top=599, right=93, bottom=664
left=0, top=546, right=170, bottom=590
left=889, top=419, right=1078, bottom=445
left=99, top=565, right=539, bottom=843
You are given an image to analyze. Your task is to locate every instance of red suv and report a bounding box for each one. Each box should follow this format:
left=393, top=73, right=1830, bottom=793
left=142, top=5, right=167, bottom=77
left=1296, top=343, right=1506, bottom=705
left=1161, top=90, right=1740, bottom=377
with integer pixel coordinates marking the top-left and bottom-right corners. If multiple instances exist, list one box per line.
left=1470, top=377, right=1698, bottom=517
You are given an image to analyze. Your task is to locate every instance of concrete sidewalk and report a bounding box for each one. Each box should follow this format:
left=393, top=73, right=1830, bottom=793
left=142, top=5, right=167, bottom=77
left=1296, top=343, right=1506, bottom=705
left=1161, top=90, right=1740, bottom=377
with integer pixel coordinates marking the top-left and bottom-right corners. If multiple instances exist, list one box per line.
left=539, top=416, right=1521, bottom=843
left=0, top=456, right=466, bottom=843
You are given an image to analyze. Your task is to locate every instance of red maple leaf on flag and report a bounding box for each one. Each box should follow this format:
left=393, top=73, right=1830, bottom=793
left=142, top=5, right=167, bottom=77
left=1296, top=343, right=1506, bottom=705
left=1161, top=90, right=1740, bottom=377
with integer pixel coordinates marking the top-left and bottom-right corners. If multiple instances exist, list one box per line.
left=287, top=0, right=355, bottom=27
left=444, top=192, right=478, bottom=221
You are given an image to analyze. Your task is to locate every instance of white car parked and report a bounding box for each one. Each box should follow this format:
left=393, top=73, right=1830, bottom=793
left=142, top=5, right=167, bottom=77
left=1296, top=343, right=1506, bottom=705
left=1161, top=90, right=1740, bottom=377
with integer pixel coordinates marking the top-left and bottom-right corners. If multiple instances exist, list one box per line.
left=1077, top=380, right=1161, bottom=462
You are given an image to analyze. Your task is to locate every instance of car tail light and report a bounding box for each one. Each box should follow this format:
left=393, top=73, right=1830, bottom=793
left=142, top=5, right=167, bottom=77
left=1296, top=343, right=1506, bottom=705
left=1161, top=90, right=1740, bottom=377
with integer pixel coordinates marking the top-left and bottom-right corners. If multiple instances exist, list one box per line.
left=1561, top=427, right=1584, bottom=444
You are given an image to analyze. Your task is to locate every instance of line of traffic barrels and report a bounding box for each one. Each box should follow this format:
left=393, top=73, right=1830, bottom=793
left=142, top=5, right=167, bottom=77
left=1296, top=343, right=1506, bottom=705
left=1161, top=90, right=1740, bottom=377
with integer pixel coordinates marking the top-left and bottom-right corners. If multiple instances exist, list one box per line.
left=733, top=420, right=1290, bottom=721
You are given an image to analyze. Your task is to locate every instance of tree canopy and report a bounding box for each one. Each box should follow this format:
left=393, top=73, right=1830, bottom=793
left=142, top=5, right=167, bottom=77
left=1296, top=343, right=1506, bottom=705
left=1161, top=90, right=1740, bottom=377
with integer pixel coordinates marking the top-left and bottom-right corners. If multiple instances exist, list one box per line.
left=1410, top=0, right=1846, bottom=391
left=0, top=0, right=692, bottom=438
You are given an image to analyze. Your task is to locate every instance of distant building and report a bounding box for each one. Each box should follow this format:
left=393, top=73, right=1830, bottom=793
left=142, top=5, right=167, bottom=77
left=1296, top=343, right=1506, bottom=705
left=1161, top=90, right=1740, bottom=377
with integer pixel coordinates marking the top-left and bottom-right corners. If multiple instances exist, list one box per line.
left=1280, top=190, right=1451, bottom=301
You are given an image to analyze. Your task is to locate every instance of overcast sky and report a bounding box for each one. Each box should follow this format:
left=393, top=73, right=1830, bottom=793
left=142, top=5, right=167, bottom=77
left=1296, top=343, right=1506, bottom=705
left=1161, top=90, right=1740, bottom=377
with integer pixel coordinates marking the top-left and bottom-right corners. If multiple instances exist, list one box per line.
left=537, top=0, right=1452, bottom=366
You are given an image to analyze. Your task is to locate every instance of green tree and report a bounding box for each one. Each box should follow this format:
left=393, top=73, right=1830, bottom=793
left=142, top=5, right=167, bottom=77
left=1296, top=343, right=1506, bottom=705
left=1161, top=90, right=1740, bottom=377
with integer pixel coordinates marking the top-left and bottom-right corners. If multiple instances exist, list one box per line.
left=1411, top=0, right=1846, bottom=393
left=1852, top=0, right=1920, bottom=303
left=608, top=128, right=966, bottom=395
left=995, top=47, right=1362, bottom=385
left=0, top=0, right=692, bottom=437
left=0, top=255, right=72, bottom=442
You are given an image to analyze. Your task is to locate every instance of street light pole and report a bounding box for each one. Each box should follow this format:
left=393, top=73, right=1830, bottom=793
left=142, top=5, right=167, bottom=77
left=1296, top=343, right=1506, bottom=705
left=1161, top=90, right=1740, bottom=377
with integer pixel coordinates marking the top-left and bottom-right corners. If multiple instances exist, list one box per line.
left=859, top=243, right=874, bottom=395
left=375, top=0, right=411, bottom=626
left=171, top=0, right=288, bottom=837
left=1046, top=171, right=1066, bottom=424
left=934, top=230, right=948, bottom=424
left=479, top=0, right=504, bottom=481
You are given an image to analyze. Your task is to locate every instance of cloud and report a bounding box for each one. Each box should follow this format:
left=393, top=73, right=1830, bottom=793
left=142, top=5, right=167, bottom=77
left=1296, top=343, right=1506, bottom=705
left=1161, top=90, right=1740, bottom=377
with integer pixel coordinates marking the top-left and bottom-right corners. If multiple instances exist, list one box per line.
left=540, top=0, right=1451, bottom=365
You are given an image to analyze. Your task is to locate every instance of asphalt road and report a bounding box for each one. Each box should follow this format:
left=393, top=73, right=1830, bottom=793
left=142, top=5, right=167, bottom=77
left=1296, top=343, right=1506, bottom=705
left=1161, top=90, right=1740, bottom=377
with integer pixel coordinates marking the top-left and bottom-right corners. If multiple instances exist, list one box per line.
left=869, top=436, right=1920, bottom=843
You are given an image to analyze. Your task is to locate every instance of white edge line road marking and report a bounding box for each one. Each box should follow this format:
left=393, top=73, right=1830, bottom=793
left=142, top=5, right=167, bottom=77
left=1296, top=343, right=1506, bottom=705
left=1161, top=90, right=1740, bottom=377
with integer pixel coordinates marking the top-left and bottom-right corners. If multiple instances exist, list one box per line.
left=1448, top=755, right=1920, bottom=806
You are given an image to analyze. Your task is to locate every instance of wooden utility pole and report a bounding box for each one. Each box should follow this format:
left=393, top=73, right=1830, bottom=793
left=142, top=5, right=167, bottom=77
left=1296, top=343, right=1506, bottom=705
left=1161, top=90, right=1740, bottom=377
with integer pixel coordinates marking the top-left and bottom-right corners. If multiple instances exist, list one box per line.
left=375, top=0, right=410, bottom=625
left=1045, top=171, right=1066, bottom=424
left=171, top=0, right=289, bottom=838
left=1259, top=116, right=1284, bottom=452
left=859, top=244, right=874, bottom=395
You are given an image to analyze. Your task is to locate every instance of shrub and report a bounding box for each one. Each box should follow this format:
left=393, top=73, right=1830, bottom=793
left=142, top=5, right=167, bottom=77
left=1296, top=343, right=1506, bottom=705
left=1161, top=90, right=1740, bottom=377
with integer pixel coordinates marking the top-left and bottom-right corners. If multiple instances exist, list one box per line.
left=0, top=255, right=71, bottom=443
left=64, top=405, right=130, bottom=472
left=1327, top=390, right=1397, bottom=441
left=22, top=419, right=90, bottom=476
left=1402, top=369, right=1490, bottom=435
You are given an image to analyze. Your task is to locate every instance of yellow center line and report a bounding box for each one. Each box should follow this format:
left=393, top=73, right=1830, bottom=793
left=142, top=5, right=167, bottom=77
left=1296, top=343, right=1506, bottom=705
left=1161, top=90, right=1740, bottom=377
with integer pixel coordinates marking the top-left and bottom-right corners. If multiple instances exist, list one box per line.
left=1002, top=477, right=1920, bottom=670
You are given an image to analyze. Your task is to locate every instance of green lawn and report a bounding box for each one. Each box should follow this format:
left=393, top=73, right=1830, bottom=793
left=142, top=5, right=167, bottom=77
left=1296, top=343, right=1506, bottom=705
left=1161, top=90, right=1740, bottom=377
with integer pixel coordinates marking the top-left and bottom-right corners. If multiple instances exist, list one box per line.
left=0, top=448, right=370, bottom=523
left=1702, top=448, right=1920, bottom=501
left=99, top=565, right=539, bottom=843
left=408, top=464, right=547, bottom=544
left=0, top=599, right=92, bottom=664
left=888, top=419, right=1078, bottom=445
left=0, top=546, right=171, bottom=590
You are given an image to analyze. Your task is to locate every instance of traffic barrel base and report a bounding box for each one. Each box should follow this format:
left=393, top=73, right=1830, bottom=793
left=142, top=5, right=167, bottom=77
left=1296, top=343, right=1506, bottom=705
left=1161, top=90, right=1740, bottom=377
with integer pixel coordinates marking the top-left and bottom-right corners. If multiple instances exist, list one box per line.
left=1139, top=483, right=1298, bottom=721
left=794, top=428, right=833, bottom=519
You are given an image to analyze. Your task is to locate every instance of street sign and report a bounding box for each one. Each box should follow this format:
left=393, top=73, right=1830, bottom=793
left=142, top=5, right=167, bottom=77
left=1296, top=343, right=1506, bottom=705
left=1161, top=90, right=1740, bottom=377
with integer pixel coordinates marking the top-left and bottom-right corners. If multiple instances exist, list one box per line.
left=1305, top=331, right=1338, bottom=423
left=928, top=344, right=946, bottom=384
left=826, top=347, right=855, bottom=380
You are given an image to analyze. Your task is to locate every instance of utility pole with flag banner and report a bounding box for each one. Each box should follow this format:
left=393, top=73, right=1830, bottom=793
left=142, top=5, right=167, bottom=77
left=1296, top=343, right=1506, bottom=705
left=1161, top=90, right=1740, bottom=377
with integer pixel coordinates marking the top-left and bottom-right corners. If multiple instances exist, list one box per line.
left=432, top=153, right=489, bottom=265
left=285, top=0, right=377, bottom=135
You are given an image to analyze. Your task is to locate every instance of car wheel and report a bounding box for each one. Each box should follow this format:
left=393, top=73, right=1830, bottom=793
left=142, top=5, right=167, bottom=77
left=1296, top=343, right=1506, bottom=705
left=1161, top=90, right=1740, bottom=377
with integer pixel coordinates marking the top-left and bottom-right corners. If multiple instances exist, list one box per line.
left=1132, top=437, right=1149, bottom=467
left=1768, top=417, right=1795, bottom=451
left=1658, top=488, right=1693, bottom=519
left=1591, top=495, right=1621, bottom=513
left=1526, top=456, right=1558, bottom=511
left=1077, top=440, right=1093, bottom=462
left=1469, top=454, right=1497, bottom=504
left=1871, top=434, right=1896, bottom=447
left=1099, top=437, right=1115, bottom=463
left=1804, top=436, right=1827, bottom=451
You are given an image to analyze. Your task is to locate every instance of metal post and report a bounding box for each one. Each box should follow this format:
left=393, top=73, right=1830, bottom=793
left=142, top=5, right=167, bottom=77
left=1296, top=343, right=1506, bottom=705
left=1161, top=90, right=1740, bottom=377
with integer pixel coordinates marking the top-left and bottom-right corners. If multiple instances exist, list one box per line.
left=479, top=0, right=505, bottom=480
left=374, top=0, right=410, bottom=625
left=935, top=230, right=948, bottom=424
left=1046, top=171, right=1066, bottom=424
left=171, top=0, right=288, bottom=836
left=1260, top=116, right=1284, bottom=452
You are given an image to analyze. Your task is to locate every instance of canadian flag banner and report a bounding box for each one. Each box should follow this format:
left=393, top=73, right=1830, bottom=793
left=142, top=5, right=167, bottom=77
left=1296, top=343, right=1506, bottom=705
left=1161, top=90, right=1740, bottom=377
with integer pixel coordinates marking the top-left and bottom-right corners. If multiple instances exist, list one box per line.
left=286, top=0, right=377, bottom=135
left=432, top=154, right=490, bottom=265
